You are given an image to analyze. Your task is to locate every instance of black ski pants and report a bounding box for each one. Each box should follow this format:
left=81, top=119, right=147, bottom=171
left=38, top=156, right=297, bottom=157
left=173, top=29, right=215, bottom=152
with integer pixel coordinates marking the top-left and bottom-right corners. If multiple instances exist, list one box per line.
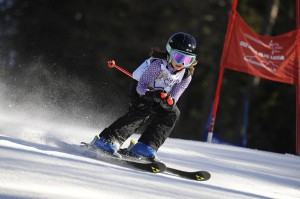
left=100, top=81, right=180, bottom=151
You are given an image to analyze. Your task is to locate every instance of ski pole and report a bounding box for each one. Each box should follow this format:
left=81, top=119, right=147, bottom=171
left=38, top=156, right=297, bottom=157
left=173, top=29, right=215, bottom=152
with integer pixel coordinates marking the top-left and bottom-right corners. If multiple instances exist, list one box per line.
left=106, top=60, right=173, bottom=105
left=107, top=60, right=132, bottom=78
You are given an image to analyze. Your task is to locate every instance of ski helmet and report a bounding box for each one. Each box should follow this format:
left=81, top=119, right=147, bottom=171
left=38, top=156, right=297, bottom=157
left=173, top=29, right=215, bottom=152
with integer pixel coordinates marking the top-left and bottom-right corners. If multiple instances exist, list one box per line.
left=166, top=32, right=197, bottom=56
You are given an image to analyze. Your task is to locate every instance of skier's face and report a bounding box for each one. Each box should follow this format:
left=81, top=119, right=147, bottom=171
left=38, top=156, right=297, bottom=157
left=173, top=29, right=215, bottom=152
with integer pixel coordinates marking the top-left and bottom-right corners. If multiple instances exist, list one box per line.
left=171, top=60, right=185, bottom=71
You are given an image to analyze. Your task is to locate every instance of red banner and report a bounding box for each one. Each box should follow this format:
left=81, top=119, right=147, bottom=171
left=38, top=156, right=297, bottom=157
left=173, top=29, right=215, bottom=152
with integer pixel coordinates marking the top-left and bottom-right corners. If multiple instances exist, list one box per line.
left=222, top=12, right=299, bottom=85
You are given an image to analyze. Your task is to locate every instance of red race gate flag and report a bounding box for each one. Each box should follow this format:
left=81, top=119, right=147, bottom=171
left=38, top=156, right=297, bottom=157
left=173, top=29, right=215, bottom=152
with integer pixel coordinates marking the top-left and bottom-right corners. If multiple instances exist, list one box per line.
left=222, top=12, right=298, bottom=85
left=296, top=0, right=300, bottom=155
left=208, top=1, right=300, bottom=155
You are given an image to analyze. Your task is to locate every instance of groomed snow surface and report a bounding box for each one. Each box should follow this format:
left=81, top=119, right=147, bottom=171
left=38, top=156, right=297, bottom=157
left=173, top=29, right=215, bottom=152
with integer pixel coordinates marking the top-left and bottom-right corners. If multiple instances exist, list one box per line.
left=0, top=115, right=299, bottom=199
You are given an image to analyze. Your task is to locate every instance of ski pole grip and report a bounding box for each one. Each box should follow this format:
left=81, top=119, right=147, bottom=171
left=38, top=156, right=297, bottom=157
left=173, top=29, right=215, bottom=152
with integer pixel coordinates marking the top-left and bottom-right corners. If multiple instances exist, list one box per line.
left=167, top=97, right=174, bottom=105
left=160, top=92, right=168, bottom=99
left=160, top=91, right=174, bottom=106
left=160, top=91, right=173, bottom=105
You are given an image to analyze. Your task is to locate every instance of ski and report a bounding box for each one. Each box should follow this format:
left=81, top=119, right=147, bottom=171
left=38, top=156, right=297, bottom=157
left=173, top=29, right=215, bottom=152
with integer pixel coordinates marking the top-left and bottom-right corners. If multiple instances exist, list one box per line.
left=164, top=167, right=211, bottom=181
left=118, top=148, right=211, bottom=181
left=80, top=141, right=211, bottom=181
left=80, top=142, right=166, bottom=173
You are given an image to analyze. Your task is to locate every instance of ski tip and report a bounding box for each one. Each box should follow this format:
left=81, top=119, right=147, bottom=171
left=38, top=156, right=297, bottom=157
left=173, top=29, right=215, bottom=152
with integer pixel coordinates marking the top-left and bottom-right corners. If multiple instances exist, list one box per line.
left=195, top=171, right=211, bottom=181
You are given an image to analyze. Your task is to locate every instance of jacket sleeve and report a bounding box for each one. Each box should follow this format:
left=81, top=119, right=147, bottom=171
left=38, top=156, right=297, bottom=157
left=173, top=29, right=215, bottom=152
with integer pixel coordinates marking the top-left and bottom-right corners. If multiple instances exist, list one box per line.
left=169, top=75, right=192, bottom=103
left=136, top=60, right=162, bottom=95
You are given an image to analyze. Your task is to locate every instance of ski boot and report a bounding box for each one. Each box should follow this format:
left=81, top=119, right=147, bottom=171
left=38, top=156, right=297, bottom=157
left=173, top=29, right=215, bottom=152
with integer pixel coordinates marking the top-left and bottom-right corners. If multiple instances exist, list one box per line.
left=129, top=142, right=160, bottom=162
left=90, top=135, right=121, bottom=156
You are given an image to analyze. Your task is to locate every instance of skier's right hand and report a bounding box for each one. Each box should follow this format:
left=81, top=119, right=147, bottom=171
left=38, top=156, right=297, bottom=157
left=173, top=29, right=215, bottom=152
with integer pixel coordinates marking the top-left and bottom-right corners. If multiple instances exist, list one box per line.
left=159, top=92, right=174, bottom=111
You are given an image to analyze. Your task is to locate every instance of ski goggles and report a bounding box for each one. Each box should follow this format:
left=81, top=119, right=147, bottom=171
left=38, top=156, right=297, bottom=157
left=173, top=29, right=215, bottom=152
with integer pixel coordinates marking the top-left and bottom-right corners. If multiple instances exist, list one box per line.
left=169, top=49, right=196, bottom=68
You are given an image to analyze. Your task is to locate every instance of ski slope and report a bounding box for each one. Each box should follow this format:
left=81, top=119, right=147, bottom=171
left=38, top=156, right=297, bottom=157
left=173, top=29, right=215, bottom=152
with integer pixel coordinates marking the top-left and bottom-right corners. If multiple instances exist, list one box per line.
left=0, top=114, right=300, bottom=199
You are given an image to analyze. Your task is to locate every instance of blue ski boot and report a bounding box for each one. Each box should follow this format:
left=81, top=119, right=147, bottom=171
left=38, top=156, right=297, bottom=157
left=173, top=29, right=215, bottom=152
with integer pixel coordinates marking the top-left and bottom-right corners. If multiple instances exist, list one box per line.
left=90, top=135, right=120, bottom=154
left=129, top=142, right=160, bottom=162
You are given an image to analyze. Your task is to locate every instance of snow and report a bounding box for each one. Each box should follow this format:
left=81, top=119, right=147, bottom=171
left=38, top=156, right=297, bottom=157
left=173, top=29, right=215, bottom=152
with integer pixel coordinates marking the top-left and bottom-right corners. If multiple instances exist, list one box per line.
left=0, top=114, right=300, bottom=199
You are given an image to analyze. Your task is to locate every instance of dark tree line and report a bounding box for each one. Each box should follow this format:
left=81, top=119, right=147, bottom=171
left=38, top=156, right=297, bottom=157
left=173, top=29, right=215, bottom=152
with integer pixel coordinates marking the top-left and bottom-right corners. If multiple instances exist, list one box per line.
left=0, top=0, right=297, bottom=154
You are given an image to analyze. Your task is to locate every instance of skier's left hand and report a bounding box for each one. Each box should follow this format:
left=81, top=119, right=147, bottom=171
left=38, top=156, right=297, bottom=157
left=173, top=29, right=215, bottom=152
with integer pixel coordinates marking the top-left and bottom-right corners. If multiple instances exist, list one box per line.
left=159, top=93, right=174, bottom=111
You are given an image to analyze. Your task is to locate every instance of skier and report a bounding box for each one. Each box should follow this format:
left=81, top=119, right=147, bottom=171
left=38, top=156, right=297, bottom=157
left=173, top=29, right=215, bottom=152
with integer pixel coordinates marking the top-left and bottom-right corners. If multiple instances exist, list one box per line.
left=90, top=32, right=198, bottom=161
